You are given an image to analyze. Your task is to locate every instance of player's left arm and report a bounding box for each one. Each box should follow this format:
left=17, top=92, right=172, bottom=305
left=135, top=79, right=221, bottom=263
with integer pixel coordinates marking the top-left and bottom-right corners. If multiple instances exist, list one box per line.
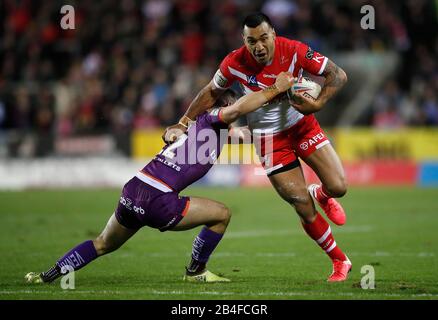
left=290, top=41, right=348, bottom=114
left=292, top=59, right=347, bottom=115
left=317, top=59, right=348, bottom=108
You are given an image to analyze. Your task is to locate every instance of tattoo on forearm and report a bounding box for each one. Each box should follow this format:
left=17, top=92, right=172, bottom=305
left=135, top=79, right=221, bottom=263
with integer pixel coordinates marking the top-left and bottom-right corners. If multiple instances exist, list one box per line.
left=323, top=61, right=344, bottom=88
left=319, top=59, right=346, bottom=103
left=265, top=84, right=278, bottom=91
left=263, top=84, right=279, bottom=99
left=292, top=94, right=304, bottom=104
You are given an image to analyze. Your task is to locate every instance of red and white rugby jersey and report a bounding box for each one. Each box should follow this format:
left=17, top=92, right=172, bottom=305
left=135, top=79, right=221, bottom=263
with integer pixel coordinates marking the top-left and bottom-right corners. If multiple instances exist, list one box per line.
left=213, top=37, right=328, bottom=134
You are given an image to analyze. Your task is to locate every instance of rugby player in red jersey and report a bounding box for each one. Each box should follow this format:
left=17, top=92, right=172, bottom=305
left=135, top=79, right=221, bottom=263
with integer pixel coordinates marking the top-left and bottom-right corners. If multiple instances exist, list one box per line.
left=163, top=13, right=351, bottom=282
left=25, top=73, right=294, bottom=284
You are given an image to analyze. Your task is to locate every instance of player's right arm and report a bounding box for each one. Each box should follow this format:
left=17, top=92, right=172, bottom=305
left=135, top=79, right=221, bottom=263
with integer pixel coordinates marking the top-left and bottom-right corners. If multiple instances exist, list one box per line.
left=162, top=54, right=237, bottom=143
left=219, top=72, right=294, bottom=124
left=162, top=80, right=223, bottom=143
left=184, top=79, right=225, bottom=121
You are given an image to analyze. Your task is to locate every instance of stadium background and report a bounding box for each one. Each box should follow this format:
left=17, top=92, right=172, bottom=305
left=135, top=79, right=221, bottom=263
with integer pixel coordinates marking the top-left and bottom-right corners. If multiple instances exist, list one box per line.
left=1, top=0, right=438, bottom=300
left=1, top=0, right=438, bottom=188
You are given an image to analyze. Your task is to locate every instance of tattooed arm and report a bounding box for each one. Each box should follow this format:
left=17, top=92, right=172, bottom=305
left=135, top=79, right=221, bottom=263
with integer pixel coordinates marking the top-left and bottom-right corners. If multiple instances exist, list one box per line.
left=318, top=59, right=348, bottom=107
left=291, top=59, right=348, bottom=115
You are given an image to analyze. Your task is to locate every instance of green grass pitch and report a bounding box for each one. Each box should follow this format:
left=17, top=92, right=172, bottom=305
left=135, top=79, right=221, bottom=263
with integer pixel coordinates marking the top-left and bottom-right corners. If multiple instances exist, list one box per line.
left=1, top=186, right=437, bottom=300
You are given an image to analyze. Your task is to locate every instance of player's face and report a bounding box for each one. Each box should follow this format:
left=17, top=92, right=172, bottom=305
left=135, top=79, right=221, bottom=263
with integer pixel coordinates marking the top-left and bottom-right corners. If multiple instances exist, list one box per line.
left=242, top=22, right=276, bottom=65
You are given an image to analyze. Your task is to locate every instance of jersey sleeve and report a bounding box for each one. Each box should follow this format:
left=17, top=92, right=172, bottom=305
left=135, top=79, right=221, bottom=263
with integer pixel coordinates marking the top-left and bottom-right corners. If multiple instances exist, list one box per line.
left=296, top=41, right=328, bottom=76
left=212, top=53, right=237, bottom=89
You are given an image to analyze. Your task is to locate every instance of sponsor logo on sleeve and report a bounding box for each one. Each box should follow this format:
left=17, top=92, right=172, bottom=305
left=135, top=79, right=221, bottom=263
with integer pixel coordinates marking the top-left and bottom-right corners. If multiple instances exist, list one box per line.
left=214, top=70, right=228, bottom=88
left=312, top=52, right=325, bottom=64
left=305, top=47, right=314, bottom=60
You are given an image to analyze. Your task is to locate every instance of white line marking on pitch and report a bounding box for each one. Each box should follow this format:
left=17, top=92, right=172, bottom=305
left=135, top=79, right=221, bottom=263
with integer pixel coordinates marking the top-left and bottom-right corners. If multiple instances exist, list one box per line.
left=348, top=251, right=436, bottom=258
left=147, top=290, right=438, bottom=298
left=2, top=290, right=438, bottom=298
left=226, top=226, right=374, bottom=239
left=0, top=290, right=124, bottom=295
left=117, top=251, right=436, bottom=259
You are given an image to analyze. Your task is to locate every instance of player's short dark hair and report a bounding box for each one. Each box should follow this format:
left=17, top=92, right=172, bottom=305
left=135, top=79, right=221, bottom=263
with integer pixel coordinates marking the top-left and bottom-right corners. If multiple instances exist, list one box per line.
left=214, top=89, right=238, bottom=108
left=242, top=12, right=273, bottom=29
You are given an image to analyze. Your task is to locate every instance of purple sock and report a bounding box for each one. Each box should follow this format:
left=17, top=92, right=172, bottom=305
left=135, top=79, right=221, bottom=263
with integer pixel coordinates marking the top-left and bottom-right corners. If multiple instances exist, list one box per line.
left=56, top=240, right=98, bottom=272
left=41, top=240, right=98, bottom=282
left=187, top=227, right=223, bottom=273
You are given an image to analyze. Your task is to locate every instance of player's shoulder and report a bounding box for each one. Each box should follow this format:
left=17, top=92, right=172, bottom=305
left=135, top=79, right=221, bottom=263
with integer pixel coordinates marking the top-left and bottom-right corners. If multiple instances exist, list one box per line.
left=222, top=46, right=248, bottom=66
left=276, top=36, right=303, bottom=51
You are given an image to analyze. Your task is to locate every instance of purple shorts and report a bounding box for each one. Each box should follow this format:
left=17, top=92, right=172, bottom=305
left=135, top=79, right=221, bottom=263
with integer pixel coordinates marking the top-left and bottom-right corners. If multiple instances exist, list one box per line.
left=114, top=177, right=190, bottom=231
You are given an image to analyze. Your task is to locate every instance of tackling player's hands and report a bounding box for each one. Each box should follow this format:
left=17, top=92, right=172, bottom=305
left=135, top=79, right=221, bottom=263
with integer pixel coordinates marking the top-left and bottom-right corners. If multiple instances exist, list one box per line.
left=162, top=123, right=186, bottom=144
left=290, top=94, right=323, bottom=115
left=275, top=72, right=295, bottom=92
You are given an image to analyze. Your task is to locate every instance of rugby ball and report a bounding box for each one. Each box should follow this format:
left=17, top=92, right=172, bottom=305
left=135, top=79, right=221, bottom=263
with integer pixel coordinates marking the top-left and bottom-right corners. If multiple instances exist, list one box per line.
left=287, top=77, right=321, bottom=102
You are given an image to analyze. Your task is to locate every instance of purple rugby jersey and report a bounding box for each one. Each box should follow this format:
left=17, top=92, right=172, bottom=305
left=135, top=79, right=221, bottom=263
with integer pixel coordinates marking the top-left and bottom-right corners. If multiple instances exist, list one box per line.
left=142, top=110, right=229, bottom=192
left=114, top=110, right=229, bottom=231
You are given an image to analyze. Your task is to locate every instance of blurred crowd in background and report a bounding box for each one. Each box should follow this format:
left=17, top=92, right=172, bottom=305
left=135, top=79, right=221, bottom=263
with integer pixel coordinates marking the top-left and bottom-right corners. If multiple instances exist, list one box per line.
left=0, top=0, right=437, bottom=150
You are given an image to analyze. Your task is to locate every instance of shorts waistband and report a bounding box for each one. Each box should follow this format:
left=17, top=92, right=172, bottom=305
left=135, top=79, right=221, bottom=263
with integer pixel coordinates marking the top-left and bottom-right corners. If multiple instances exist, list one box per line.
left=135, top=171, right=173, bottom=193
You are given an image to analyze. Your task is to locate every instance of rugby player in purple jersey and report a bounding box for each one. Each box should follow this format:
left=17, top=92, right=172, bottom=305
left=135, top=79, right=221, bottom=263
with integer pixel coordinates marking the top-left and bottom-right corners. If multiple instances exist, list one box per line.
left=25, top=72, right=294, bottom=284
